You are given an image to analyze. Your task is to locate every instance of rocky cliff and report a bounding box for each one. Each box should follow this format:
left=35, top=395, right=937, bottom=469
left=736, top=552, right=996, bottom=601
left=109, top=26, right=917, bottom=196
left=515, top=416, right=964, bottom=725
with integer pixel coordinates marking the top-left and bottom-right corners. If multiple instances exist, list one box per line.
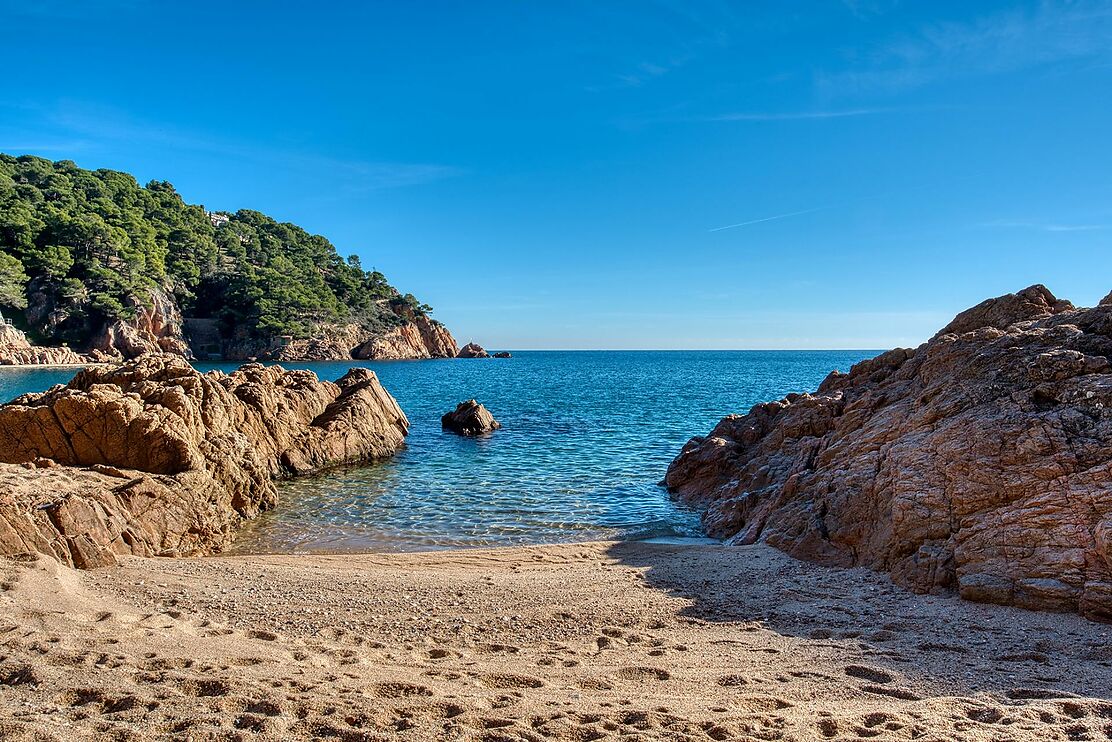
left=4, top=289, right=463, bottom=364
left=3, top=286, right=192, bottom=365
left=0, top=354, right=408, bottom=567
left=665, top=285, right=1112, bottom=621
left=222, top=308, right=460, bottom=362
left=353, top=310, right=459, bottom=360
left=0, top=323, right=89, bottom=365
left=89, top=287, right=193, bottom=360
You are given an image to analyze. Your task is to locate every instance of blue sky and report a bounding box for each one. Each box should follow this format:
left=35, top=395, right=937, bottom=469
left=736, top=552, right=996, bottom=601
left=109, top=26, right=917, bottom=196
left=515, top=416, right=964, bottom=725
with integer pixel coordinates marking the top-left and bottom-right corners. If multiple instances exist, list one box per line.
left=2, top=1, right=1110, bottom=349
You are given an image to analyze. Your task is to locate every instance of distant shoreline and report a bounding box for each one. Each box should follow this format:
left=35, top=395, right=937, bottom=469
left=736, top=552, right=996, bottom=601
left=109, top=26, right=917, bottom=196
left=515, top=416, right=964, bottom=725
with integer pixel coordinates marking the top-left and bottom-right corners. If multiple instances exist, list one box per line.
left=0, top=362, right=111, bottom=371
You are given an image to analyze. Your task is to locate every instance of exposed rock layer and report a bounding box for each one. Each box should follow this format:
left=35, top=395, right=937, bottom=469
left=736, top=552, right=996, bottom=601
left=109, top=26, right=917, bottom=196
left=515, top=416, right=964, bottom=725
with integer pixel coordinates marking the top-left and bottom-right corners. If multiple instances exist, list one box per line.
left=0, top=323, right=89, bottom=365
left=665, top=285, right=1112, bottom=621
left=354, top=311, right=459, bottom=361
left=441, top=399, right=501, bottom=436
left=223, top=306, right=459, bottom=362
left=11, top=287, right=461, bottom=364
left=90, top=288, right=193, bottom=360
left=0, top=354, right=408, bottom=567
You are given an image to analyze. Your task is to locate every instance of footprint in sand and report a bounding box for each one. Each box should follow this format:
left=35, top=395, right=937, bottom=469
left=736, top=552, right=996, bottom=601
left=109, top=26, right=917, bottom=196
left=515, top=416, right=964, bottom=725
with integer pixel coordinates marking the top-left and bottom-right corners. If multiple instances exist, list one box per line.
left=478, top=673, right=545, bottom=689
left=844, top=664, right=895, bottom=684
left=614, top=666, right=670, bottom=681
left=734, top=695, right=792, bottom=713
left=371, top=681, right=434, bottom=699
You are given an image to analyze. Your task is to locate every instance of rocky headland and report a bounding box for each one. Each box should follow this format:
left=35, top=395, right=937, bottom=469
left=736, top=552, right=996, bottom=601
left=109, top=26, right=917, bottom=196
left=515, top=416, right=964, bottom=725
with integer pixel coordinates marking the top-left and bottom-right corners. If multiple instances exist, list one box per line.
left=665, top=285, right=1112, bottom=621
left=0, top=155, right=468, bottom=366
left=0, top=354, right=408, bottom=568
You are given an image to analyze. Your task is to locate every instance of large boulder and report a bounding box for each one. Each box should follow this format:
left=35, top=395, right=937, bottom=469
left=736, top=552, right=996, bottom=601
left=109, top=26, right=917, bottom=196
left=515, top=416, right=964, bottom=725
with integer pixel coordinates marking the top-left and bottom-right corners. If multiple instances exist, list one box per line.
left=441, top=399, right=501, bottom=436
left=457, top=343, right=490, bottom=359
left=665, top=285, right=1112, bottom=621
left=0, top=354, right=408, bottom=567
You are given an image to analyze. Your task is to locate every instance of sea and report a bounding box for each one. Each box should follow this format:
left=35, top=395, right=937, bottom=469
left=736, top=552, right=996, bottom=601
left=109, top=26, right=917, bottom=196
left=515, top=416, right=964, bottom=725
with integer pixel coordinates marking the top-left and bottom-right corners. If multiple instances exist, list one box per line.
left=0, top=350, right=877, bottom=553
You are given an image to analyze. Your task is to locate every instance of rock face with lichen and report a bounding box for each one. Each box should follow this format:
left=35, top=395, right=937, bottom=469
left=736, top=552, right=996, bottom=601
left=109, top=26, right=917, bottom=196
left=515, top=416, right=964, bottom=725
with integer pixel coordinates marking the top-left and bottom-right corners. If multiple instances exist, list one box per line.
left=0, top=354, right=408, bottom=567
left=665, top=285, right=1112, bottom=621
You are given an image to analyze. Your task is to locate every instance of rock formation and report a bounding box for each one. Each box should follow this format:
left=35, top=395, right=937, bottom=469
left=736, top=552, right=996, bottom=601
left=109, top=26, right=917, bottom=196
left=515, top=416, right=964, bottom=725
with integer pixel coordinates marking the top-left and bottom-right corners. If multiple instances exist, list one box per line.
left=224, top=306, right=460, bottom=362
left=0, top=322, right=90, bottom=365
left=90, top=288, right=193, bottom=360
left=441, top=400, right=501, bottom=436
left=665, top=285, right=1112, bottom=621
left=0, top=354, right=408, bottom=567
left=353, top=312, right=459, bottom=360
left=457, top=342, right=490, bottom=359
left=493, top=351, right=512, bottom=358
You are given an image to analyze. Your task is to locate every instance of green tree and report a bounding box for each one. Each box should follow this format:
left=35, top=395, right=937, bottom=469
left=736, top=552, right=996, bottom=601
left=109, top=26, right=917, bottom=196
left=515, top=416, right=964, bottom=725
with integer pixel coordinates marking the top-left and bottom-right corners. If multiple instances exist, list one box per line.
left=0, top=251, right=28, bottom=309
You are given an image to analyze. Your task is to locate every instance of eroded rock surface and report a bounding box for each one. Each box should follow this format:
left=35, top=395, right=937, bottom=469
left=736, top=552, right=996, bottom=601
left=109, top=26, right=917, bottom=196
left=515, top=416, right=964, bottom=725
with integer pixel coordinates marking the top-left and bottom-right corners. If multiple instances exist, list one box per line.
left=441, top=399, right=501, bottom=436
left=665, top=285, right=1112, bottom=621
left=90, top=288, right=193, bottom=360
left=0, top=323, right=89, bottom=365
left=354, top=312, right=459, bottom=360
left=457, top=342, right=490, bottom=359
left=0, top=354, right=408, bottom=567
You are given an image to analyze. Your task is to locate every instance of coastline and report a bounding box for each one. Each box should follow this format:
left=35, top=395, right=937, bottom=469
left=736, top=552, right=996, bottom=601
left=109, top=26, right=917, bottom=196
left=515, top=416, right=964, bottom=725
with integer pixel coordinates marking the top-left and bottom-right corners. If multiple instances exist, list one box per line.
left=0, top=362, right=111, bottom=370
left=2, top=540, right=1108, bottom=741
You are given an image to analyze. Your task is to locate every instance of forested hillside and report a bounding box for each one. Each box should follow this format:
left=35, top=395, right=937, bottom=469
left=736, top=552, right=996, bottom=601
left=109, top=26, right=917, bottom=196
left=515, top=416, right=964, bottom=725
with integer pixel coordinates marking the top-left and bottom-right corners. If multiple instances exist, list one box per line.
left=0, top=154, right=432, bottom=348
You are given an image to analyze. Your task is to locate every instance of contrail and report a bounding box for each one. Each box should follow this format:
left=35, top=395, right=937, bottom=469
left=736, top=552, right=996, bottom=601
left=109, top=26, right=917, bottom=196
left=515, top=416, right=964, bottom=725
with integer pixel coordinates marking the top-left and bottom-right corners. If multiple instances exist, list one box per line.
left=708, top=206, right=827, bottom=232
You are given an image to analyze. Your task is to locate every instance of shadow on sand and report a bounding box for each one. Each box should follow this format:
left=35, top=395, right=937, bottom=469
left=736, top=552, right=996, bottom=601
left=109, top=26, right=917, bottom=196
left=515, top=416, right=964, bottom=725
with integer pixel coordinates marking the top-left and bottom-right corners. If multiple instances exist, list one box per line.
left=605, top=540, right=1112, bottom=703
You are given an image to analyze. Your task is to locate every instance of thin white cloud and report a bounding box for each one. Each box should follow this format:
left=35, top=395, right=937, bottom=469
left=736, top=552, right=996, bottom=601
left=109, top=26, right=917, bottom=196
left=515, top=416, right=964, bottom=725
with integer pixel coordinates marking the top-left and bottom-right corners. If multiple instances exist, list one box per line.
left=18, top=102, right=462, bottom=191
left=709, top=207, right=827, bottom=232
left=699, top=107, right=897, bottom=122
left=980, top=220, right=1110, bottom=233
left=821, top=1, right=1112, bottom=94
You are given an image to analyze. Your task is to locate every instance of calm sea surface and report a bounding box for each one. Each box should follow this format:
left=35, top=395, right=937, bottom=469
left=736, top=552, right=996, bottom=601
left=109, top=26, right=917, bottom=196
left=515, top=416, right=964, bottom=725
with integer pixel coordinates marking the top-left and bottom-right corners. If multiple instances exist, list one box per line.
left=0, top=350, right=876, bottom=553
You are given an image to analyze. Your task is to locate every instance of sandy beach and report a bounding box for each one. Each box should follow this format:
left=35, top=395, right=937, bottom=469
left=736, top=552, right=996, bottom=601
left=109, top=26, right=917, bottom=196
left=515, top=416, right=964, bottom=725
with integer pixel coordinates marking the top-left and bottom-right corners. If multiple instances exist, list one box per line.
left=1, top=541, right=1109, bottom=741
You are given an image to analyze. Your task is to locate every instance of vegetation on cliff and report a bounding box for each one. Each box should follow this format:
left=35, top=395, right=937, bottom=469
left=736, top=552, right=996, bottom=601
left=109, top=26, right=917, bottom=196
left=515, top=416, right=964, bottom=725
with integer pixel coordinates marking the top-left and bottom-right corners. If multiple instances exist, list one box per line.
left=0, top=154, right=433, bottom=346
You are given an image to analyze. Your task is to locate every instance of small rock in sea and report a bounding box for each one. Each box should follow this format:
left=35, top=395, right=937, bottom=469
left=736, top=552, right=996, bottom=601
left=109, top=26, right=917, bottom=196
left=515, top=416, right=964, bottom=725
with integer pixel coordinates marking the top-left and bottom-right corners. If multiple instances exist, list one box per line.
left=457, top=342, right=490, bottom=358
left=493, top=351, right=512, bottom=358
left=441, top=399, right=501, bottom=436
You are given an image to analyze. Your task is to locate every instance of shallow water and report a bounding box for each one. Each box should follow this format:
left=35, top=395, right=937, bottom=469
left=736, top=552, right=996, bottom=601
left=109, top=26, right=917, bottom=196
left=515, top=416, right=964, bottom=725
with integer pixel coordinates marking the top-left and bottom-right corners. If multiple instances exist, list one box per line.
left=0, top=350, right=877, bottom=552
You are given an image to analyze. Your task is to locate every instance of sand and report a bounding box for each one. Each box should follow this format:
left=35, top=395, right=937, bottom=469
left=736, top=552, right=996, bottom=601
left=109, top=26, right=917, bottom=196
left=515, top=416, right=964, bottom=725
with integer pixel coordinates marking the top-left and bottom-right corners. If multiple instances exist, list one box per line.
left=0, top=541, right=1109, bottom=741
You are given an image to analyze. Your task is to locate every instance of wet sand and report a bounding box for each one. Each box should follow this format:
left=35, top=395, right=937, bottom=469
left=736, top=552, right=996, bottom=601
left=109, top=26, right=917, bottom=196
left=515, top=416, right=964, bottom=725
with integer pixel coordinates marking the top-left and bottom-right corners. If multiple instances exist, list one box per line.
left=0, top=541, right=1109, bottom=741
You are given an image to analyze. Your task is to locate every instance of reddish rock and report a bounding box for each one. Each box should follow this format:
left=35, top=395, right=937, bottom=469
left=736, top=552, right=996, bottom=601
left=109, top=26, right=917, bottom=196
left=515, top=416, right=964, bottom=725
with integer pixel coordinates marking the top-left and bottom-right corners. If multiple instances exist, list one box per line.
left=457, top=343, right=490, bottom=359
left=665, top=285, right=1112, bottom=621
left=90, top=287, right=193, bottom=360
left=353, top=313, right=459, bottom=360
left=0, top=354, right=408, bottom=567
left=0, top=323, right=89, bottom=366
left=441, top=400, right=501, bottom=436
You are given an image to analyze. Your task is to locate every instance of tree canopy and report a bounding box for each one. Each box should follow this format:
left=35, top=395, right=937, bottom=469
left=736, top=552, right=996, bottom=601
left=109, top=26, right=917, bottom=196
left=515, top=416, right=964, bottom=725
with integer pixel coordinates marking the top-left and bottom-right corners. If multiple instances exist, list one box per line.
left=0, top=154, right=425, bottom=342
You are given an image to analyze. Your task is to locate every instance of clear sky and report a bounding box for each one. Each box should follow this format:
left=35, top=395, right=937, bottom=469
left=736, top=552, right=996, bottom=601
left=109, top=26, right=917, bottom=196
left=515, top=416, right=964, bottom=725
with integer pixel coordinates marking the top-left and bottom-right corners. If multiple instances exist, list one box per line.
left=2, top=1, right=1110, bottom=349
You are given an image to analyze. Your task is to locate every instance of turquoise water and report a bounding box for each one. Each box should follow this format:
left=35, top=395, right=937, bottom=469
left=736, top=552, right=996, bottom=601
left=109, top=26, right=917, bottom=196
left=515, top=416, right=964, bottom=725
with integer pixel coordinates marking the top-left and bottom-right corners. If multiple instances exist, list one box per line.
left=0, top=350, right=876, bottom=552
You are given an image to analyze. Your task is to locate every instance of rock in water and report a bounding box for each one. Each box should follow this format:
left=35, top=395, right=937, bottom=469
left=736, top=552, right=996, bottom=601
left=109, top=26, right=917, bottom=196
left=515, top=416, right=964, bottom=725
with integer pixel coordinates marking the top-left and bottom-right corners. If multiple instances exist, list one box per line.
left=493, top=351, right=512, bottom=358
left=0, top=354, right=408, bottom=567
left=442, top=400, right=501, bottom=436
left=457, top=342, right=491, bottom=358
left=664, top=285, right=1112, bottom=621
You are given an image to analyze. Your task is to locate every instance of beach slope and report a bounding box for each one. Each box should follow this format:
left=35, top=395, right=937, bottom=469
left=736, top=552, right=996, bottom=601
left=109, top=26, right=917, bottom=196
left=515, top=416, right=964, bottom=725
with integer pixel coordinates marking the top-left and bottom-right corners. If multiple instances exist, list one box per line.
left=1, top=541, right=1109, bottom=741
